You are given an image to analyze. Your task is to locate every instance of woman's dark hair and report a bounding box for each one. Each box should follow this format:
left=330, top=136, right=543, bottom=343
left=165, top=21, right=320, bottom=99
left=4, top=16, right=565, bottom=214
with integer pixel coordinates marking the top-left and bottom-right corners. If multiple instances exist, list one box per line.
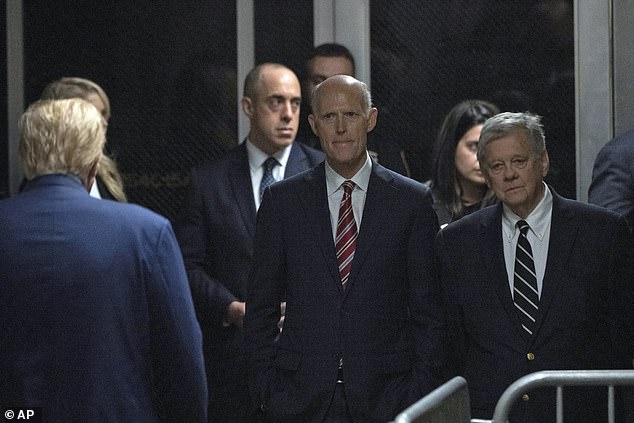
left=431, top=99, right=499, bottom=220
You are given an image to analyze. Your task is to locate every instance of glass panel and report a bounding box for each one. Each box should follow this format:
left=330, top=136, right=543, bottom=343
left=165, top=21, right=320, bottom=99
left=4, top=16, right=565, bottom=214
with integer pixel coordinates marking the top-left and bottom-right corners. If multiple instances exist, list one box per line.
left=254, top=1, right=313, bottom=74
left=0, top=4, right=7, bottom=199
left=371, top=0, right=576, bottom=198
left=23, top=1, right=238, bottom=220
left=254, top=0, right=313, bottom=141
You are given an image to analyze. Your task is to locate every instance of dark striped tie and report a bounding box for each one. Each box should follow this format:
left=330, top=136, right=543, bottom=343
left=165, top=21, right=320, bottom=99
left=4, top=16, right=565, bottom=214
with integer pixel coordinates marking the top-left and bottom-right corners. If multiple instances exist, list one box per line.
left=513, top=220, right=539, bottom=335
left=335, top=181, right=357, bottom=291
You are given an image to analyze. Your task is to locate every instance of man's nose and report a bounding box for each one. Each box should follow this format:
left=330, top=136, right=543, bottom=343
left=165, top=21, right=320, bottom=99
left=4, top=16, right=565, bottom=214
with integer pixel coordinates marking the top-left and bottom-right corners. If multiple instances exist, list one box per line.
left=503, top=164, right=517, bottom=179
left=335, top=115, right=346, bottom=132
left=280, top=101, right=293, bottom=121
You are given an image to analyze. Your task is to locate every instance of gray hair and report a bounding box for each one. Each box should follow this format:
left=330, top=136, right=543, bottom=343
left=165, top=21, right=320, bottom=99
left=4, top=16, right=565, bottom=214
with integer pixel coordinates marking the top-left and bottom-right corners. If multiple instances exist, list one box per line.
left=477, top=112, right=546, bottom=165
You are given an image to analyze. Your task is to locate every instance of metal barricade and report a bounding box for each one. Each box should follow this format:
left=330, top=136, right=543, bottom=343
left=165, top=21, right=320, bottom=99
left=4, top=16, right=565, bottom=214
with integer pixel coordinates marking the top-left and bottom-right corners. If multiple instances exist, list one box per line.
left=392, top=376, right=471, bottom=423
left=491, top=370, right=634, bottom=423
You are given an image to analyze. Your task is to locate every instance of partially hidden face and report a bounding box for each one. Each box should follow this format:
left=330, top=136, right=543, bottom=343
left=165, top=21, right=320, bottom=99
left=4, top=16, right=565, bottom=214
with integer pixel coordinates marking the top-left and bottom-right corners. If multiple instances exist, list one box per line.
left=454, top=124, right=485, bottom=188
left=309, top=79, right=377, bottom=178
left=246, top=67, right=301, bottom=155
left=304, top=56, right=355, bottom=102
left=482, top=131, right=549, bottom=218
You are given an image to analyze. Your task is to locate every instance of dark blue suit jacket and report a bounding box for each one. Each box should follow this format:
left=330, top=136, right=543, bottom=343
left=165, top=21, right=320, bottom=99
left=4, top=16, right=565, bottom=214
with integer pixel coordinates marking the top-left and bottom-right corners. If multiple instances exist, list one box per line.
left=174, top=141, right=323, bottom=422
left=436, top=190, right=634, bottom=422
left=0, top=175, right=207, bottom=422
left=589, top=129, right=634, bottom=229
left=245, top=162, right=446, bottom=423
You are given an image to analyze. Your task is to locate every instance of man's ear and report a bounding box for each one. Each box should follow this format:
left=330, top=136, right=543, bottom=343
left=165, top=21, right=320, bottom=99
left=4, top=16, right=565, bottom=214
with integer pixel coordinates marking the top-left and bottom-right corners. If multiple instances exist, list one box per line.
left=366, top=107, right=378, bottom=132
left=84, top=158, right=100, bottom=192
left=241, top=97, right=254, bottom=118
left=540, top=150, right=550, bottom=178
left=308, top=114, right=317, bottom=136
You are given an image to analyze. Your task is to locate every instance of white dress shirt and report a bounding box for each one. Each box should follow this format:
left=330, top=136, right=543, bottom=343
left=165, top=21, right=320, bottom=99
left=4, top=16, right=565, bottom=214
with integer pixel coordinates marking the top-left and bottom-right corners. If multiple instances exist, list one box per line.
left=502, top=182, right=553, bottom=298
left=246, top=139, right=292, bottom=210
left=325, top=153, right=372, bottom=241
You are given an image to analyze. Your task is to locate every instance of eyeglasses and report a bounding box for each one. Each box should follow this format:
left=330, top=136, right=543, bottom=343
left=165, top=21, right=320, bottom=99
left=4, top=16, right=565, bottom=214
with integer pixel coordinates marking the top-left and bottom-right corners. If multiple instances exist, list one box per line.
left=486, top=157, right=530, bottom=175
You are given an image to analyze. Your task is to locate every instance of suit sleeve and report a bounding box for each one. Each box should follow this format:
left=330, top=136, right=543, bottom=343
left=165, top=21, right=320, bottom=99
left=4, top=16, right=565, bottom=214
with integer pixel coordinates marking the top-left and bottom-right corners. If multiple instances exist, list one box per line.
left=175, top=169, right=238, bottom=325
left=407, top=188, right=449, bottom=395
left=434, top=229, right=467, bottom=378
left=244, top=187, right=286, bottom=412
left=148, top=221, right=208, bottom=423
left=588, top=141, right=634, bottom=226
left=609, top=216, right=634, bottom=366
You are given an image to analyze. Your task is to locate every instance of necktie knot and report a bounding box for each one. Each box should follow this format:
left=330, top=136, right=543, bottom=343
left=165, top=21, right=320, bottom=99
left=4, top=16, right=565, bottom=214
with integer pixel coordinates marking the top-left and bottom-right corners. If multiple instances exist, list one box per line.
left=341, top=180, right=355, bottom=195
left=260, top=157, right=279, bottom=200
left=517, top=220, right=530, bottom=236
left=263, top=157, right=278, bottom=173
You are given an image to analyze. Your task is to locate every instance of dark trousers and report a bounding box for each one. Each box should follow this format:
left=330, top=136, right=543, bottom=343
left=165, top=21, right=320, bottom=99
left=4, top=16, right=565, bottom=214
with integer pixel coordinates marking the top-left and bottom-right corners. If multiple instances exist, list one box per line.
left=323, top=383, right=353, bottom=423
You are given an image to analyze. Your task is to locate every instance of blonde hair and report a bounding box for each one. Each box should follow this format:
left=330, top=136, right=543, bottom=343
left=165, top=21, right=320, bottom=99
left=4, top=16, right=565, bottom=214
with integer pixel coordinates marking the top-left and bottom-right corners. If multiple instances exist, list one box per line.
left=19, top=99, right=105, bottom=182
left=41, top=77, right=111, bottom=120
left=40, top=77, right=127, bottom=202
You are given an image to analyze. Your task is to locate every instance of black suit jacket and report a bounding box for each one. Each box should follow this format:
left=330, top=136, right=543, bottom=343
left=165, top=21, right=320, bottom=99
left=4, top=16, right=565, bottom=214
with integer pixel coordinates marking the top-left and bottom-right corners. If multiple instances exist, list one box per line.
left=245, top=162, right=446, bottom=423
left=589, top=129, right=634, bottom=230
left=435, top=190, right=634, bottom=422
left=175, top=141, right=323, bottom=422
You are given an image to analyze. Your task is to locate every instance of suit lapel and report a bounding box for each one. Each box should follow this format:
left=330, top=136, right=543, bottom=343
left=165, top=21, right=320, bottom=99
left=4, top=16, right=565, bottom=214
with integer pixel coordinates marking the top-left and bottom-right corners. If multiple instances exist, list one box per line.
left=298, top=164, right=342, bottom=293
left=345, top=165, right=391, bottom=295
left=531, top=192, right=577, bottom=338
left=481, top=205, right=527, bottom=339
left=284, top=143, right=308, bottom=178
left=228, top=143, right=257, bottom=238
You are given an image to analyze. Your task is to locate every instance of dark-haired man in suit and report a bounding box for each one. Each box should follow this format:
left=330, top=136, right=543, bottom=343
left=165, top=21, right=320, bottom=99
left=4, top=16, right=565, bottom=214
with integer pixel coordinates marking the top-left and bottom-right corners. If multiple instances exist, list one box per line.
left=436, top=112, right=634, bottom=422
left=175, top=62, right=324, bottom=423
left=245, top=75, right=445, bottom=423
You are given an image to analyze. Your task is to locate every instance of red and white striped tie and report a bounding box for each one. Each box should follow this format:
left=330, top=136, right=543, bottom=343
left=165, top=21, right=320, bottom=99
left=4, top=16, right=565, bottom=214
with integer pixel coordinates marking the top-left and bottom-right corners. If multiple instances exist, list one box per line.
left=335, top=181, right=357, bottom=291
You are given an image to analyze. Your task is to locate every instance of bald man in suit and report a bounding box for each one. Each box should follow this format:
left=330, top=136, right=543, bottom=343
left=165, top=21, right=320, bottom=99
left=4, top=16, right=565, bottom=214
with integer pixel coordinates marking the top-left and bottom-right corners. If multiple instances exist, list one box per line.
left=245, top=75, right=445, bottom=423
left=175, top=63, right=323, bottom=422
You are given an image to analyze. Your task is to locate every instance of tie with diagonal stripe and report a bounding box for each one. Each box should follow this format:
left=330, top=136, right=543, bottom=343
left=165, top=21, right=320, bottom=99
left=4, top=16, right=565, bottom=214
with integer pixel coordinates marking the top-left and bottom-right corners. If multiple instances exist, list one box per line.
left=335, top=181, right=357, bottom=292
left=259, top=157, right=279, bottom=200
left=513, top=220, right=539, bottom=335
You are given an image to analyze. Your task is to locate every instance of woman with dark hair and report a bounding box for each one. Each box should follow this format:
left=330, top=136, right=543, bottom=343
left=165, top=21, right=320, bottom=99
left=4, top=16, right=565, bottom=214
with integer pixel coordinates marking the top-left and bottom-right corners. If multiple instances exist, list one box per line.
left=429, top=99, right=499, bottom=226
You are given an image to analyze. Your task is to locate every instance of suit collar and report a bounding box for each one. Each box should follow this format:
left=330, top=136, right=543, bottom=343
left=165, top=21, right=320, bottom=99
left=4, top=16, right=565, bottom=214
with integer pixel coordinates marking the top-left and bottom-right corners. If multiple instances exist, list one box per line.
left=228, top=143, right=257, bottom=237
left=228, top=142, right=315, bottom=238
left=479, top=205, right=528, bottom=339
left=532, top=189, right=577, bottom=338
left=23, top=173, right=87, bottom=193
left=300, top=164, right=342, bottom=291
left=298, top=163, right=398, bottom=297
left=285, top=142, right=311, bottom=178
left=482, top=189, right=579, bottom=345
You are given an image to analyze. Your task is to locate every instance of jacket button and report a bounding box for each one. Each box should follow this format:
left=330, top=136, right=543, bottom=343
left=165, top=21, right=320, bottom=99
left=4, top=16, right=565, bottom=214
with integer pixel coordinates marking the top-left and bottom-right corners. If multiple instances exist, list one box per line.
left=522, top=394, right=530, bottom=401
left=527, top=352, right=535, bottom=361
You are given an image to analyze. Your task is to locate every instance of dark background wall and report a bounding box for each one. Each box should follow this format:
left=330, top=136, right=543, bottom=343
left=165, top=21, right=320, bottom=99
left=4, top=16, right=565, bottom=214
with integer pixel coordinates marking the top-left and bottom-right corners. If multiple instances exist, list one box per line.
left=4, top=0, right=575, bottom=217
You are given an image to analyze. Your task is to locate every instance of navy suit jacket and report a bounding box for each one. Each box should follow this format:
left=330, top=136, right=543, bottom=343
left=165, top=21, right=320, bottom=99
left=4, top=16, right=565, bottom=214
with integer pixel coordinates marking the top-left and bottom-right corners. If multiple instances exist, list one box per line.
left=436, top=190, right=634, bottom=422
left=245, top=162, right=446, bottom=423
left=0, top=175, right=207, bottom=422
left=589, top=129, right=634, bottom=229
left=174, top=141, right=323, bottom=421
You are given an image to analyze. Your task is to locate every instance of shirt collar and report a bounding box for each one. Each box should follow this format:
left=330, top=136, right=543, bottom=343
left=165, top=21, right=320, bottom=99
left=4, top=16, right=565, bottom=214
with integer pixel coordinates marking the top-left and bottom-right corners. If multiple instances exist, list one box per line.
left=502, top=182, right=553, bottom=241
left=246, top=138, right=292, bottom=171
left=325, top=152, right=373, bottom=196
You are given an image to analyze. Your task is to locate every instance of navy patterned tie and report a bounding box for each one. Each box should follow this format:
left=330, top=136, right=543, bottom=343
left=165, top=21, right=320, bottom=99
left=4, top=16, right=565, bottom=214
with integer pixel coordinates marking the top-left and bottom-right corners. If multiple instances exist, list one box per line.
left=259, top=157, right=279, bottom=200
left=513, top=220, right=539, bottom=335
